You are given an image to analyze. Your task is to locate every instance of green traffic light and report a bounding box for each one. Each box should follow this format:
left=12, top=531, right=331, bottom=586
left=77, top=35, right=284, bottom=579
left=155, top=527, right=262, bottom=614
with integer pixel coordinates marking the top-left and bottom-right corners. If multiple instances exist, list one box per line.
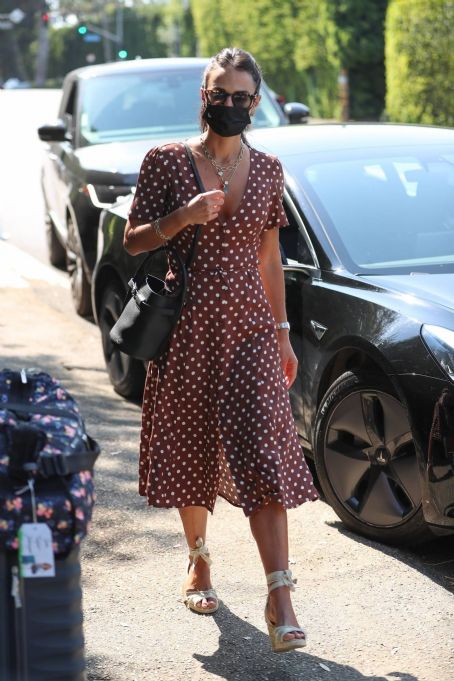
left=78, top=26, right=87, bottom=35
left=118, top=50, right=128, bottom=59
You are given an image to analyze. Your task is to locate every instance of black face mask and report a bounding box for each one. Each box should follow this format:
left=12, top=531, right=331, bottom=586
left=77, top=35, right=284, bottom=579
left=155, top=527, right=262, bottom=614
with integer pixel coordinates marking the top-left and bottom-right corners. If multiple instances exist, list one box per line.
left=203, top=103, right=251, bottom=137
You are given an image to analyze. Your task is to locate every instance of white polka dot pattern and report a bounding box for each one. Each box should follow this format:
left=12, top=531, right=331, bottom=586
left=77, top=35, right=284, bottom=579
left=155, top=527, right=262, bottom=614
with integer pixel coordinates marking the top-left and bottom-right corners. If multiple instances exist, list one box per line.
left=129, top=143, right=319, bottom=516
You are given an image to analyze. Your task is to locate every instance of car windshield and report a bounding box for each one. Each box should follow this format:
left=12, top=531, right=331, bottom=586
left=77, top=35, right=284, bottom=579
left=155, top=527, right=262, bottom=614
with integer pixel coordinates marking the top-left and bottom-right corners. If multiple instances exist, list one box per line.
left=291, top=142, right=454, bottom=274
left=78, top=68, right=282, bottom=145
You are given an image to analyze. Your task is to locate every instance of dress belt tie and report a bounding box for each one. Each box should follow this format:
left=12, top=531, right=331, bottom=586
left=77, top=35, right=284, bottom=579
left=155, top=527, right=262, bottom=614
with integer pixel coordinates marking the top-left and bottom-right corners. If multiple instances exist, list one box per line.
left=189, top=264, right=259, bottom=291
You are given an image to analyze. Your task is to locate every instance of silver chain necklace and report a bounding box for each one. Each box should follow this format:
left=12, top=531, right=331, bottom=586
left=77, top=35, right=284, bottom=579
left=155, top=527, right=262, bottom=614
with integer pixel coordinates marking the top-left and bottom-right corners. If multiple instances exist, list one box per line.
left=200, top=137, right=245, bottom=194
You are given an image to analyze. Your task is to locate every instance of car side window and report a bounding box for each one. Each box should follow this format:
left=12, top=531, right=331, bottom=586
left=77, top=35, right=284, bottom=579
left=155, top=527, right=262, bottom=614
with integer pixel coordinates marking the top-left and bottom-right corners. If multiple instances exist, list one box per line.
left=280, top=200, right=315, bottom=266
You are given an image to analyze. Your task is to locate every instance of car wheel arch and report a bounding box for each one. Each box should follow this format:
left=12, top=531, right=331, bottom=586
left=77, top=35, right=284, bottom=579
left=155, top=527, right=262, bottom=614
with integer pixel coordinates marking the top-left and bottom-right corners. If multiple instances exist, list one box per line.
left=66, top=207, right=84, bottom=256
left=316, top=342, right=406, bottom=412
left=93, top=266, right=126, bottom=324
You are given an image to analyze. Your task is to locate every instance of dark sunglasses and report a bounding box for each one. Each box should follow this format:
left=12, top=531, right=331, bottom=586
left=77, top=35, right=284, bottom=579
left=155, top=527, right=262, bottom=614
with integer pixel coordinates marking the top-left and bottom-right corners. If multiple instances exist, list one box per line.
left=204, top=88, right=257, bottom=109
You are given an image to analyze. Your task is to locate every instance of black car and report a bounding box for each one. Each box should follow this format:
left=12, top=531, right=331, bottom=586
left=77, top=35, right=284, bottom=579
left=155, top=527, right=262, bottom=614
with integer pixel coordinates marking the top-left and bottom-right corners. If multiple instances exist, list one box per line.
left=92, top=123, right=454, bottom=546
left=37, top=57, right=309, bottom=316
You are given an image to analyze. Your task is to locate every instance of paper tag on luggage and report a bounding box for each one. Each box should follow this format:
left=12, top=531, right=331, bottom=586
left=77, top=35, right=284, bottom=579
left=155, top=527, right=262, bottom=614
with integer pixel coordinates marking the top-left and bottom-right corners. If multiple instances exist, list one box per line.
left=18, top=523, right=55, bottom=578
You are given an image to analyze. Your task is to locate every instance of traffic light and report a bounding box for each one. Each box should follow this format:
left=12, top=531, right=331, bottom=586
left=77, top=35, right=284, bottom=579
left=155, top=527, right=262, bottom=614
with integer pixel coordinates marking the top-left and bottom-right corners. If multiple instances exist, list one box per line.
left=41, top=12, right=49, bottom=26
left=118, top=50, right=128, bottom=60
left=78, top=25, right=87, bottom=35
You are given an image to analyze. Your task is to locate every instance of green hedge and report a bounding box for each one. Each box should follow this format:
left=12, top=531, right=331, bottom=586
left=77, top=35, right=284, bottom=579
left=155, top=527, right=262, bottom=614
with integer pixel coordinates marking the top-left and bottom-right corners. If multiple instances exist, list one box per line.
left=386, top=0, right=454, bottom=126
left=192, top=0, right=387, bottom=120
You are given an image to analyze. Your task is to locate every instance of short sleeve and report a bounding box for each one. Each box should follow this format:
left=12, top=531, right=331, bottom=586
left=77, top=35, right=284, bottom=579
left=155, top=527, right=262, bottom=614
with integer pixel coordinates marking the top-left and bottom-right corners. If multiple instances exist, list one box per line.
left=128, top=146, right=169, bottom=223
left=263, top=157, right=289, bottom=231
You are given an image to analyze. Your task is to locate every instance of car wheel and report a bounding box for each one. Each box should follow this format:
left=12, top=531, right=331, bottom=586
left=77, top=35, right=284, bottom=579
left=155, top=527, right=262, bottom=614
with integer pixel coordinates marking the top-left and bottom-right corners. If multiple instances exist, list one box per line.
left=99, top=280, right=146, bottom=399
left=66, top=217, right=92, bottom=317
left=314, top=370, right=432, bottom=546
left=45, top=215, right=66, bottom=269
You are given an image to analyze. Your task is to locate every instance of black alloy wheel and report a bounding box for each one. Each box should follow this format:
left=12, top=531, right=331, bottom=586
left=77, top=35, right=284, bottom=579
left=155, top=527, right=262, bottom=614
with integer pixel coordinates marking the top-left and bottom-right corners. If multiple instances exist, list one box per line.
left=66, top=217, right=92, bottom=317
left=314, top=371, right=432, bottom=545
left=45, top=214, right=66, bottom=269
left=99, top=281, right=146, bottom=399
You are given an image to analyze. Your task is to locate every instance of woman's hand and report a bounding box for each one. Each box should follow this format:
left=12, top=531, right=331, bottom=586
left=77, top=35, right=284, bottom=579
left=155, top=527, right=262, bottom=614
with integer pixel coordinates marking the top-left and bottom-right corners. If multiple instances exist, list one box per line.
left=277, top=332, right=298, bottom=389
left=185, top=189, right=225, bottom=225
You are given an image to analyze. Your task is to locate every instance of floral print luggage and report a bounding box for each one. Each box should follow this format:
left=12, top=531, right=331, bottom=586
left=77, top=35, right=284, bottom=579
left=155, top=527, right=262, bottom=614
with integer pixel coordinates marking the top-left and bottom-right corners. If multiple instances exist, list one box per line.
left=0, top=368, right=98, bottom=680
left=0, top=368, right=98, bottom=554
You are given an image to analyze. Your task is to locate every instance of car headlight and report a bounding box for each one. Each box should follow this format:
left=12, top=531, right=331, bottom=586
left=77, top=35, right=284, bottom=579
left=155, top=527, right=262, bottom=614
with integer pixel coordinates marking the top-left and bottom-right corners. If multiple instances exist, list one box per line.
left=421, top=324, right=454, bottom=381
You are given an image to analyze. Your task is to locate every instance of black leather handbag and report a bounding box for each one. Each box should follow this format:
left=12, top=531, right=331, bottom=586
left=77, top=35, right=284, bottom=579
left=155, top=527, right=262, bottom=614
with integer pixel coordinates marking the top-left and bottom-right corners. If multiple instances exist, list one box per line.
left=109, top=143, right=204, bottom=361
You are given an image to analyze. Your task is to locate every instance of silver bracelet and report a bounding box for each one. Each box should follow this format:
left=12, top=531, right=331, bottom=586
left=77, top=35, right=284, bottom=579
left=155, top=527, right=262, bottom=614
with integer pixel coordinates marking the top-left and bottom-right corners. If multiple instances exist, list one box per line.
left=153, top=217, right=170, bottom=243
left=275, top=321, right=290, bottom=331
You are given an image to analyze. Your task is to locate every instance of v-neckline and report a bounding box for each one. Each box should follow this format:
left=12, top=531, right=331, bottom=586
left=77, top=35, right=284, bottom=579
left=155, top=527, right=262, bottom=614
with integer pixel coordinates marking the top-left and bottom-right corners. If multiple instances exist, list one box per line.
left=221, top=146, right=254, bottom=223
left=185, top=142, right=254, bottom=224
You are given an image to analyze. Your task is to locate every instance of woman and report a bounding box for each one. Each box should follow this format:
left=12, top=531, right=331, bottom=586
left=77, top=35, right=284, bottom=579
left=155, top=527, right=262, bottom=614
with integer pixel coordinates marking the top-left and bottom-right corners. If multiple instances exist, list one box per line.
left=123, top=47, right=319, bottom=653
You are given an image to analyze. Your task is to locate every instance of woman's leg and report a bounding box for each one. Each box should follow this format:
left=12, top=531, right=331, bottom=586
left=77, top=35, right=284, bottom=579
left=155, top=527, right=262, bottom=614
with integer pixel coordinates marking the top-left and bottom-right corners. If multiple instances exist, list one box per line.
left=249, top=501, right=305, bottom=640
left=179, top=506, right=216, bottom=610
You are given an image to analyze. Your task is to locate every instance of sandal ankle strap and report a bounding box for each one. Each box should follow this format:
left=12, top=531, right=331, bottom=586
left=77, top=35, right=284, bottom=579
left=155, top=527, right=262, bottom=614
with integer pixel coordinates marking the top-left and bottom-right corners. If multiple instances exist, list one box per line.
left=266, top=569, right=296, bottom=593
left=189, top=537, right=212, bottom=566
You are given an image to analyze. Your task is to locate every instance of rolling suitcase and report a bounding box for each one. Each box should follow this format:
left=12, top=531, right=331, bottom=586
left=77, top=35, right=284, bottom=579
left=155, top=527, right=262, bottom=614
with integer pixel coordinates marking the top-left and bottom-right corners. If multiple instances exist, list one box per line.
left=0, top=369, right=99, bottom=681
left=0, top=548, right=85, bottom=681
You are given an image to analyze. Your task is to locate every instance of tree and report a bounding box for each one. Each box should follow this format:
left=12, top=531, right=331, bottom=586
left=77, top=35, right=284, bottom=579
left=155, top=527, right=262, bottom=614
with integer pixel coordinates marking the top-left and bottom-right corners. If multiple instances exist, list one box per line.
left=386, top=0, right=454, bottom=126
left=190, top=0, right=231, bottom=57
left=0, top=0, right=41, bottom=82
left=333, top=0, right=388, bottom=120
left=46, top=3, right=168, bottom=80
left=161, top=0, right=197, bottom=57
left=190, top=0, right=388, bottom=120
left=294, top=0, right=340, bottom=118
left=191, top=0, right=301, bottom=100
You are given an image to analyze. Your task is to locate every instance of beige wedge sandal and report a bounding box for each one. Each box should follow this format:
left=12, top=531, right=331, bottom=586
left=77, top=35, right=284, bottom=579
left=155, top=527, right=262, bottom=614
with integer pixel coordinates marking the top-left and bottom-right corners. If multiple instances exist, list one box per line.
left=182, top=537, right=219, bottom=615
left=265, top=569, right=307, bottom=653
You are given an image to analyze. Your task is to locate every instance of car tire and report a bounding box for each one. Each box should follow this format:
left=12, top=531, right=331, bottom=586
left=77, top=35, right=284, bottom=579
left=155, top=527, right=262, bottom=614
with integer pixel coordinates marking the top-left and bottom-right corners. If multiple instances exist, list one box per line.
left=314, top=370, right=432, bottom=546
left=45, top=215, right=66, bottom=270
left=66, top=217, right=92, bottom=317
left=99, top=280, right=146, bottom=399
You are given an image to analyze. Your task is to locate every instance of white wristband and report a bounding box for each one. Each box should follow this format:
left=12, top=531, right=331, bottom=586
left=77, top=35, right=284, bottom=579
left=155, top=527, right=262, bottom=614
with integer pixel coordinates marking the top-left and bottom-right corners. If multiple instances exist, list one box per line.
left=275, top=321, right=290, bottom=331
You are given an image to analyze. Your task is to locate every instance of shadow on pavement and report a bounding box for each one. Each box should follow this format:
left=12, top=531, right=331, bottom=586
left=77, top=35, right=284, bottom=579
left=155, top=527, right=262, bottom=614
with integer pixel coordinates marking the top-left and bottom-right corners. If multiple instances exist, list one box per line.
left=326, top=520, right=454, bottom=595
left=194, top=604, right=419, bottom=681
left=85, top=653, right=122, bottom=681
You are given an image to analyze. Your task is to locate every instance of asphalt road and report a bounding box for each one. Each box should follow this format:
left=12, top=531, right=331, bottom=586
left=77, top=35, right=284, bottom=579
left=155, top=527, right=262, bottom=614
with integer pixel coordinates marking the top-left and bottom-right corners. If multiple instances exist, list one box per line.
left=0, top=90, right=453, bottom=681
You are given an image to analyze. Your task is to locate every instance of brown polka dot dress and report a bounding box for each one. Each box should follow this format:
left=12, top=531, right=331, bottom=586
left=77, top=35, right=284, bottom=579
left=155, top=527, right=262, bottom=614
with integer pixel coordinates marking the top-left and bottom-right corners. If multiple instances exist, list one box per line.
left=128, top=142, right=319, bottom=516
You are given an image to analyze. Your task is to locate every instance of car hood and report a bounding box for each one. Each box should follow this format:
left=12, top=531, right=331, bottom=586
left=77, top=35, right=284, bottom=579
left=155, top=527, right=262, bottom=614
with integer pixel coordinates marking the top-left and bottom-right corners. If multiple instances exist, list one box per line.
left=74, top=136, right=176, bottom=182
left=362, top=273, right=454, bottom=313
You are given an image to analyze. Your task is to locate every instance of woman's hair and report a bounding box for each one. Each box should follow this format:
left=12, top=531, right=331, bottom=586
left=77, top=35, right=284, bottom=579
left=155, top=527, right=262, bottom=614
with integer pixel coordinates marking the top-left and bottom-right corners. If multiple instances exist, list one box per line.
left=200, top=47, right=262, bottom=132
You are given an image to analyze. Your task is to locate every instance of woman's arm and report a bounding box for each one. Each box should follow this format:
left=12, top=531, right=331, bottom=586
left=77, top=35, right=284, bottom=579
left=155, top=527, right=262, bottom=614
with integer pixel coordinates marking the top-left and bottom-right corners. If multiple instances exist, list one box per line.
left=258, top=227, right=298, bottom=389
left=124, top=189, right=225, bottom=255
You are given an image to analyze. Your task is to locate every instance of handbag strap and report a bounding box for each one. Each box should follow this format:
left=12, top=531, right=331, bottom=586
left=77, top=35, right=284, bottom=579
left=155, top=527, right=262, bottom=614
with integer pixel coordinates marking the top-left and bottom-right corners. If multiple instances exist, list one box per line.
left=182, top=141, right=205, bottom=270
left=131, top=142, right=206, bottom=280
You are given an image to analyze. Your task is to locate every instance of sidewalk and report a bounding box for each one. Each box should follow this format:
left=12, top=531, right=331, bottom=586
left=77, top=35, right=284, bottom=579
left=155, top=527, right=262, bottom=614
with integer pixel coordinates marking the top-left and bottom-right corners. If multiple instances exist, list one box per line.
left=1, top=241, right=453, bottom=681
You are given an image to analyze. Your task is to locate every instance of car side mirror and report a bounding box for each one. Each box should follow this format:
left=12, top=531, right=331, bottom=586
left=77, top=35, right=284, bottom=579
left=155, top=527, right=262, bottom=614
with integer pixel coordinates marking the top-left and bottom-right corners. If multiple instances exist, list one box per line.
left=284, top=102, right=310, bottom=125
left=37, top=120, right=70, bottom=142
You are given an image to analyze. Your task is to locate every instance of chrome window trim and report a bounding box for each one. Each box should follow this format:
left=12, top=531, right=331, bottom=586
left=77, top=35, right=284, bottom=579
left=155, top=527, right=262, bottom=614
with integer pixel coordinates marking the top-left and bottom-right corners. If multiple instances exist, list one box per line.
left=283, top=186, right=320, bottom=270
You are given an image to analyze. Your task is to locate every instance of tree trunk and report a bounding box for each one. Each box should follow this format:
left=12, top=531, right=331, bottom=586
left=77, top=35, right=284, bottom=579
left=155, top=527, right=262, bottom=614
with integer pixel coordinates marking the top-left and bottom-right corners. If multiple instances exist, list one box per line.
left=35, top=20, right=49, bottom=85
left=338, top=68, right=350, bottom=121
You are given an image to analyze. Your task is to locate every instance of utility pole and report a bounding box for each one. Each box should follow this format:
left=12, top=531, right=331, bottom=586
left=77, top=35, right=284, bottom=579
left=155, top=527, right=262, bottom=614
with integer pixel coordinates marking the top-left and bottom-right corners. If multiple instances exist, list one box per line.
left=79, top=3, right=125, bottom=62
left=101, top=8, right=113, bottom=62
left=35, top=5, right=50, bottom=86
